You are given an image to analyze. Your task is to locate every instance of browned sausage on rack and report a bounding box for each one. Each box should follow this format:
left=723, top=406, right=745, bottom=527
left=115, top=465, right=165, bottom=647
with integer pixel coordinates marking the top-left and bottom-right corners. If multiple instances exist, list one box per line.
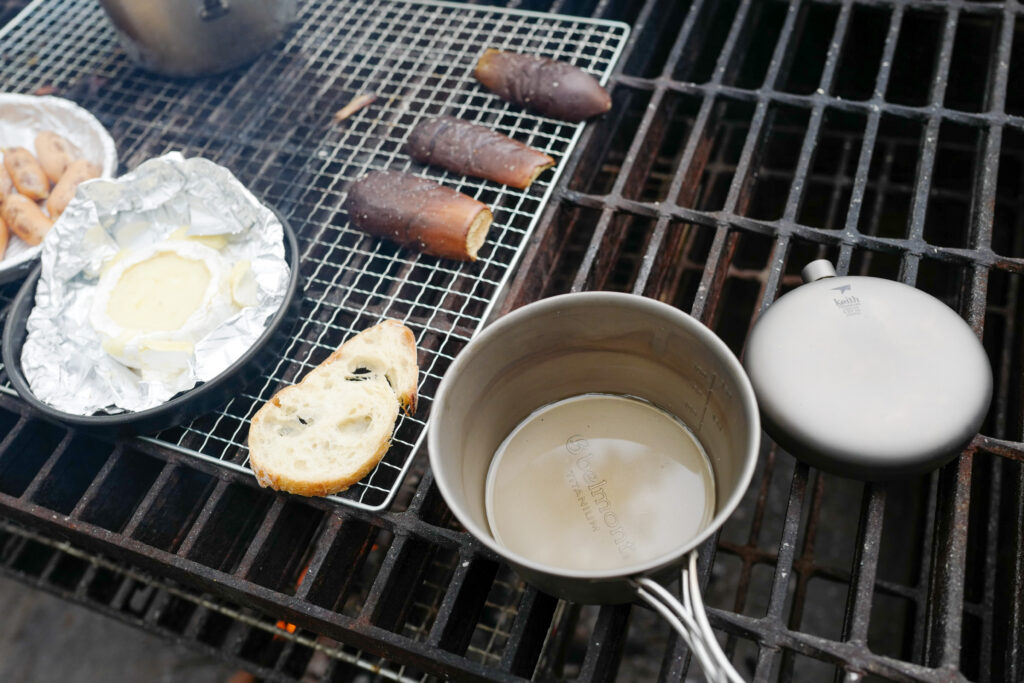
left=406, top=116, right=555, bottom=190
left=473, top=49, right=612, bottom=123
left=344, top=170, right=493, bottom=261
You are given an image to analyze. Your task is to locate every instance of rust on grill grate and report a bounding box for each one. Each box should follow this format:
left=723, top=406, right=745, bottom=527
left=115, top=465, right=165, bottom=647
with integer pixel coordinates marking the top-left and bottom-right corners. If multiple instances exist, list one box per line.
left=0, top=0, right=1022, bottom=681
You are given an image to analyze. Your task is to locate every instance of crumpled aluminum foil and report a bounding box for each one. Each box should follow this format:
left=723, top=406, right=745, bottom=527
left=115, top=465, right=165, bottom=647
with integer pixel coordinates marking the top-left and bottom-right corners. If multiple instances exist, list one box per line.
left=21, top=152, right=291, bottom=415
left=0, top=93, right=118, bottom=275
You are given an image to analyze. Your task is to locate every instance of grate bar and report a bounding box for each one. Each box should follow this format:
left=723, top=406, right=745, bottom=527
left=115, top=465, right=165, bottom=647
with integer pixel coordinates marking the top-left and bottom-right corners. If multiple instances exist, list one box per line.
left=764, top=463, right=810, bottom=682
left=121, top=462, right=177, bottom=539
left=497, top=585, right=557, bottom=678
left=610, top=74, right=1024, bottom=130
left=233, top=497, right=285, bottom=579
left=174, top=479, right=231, bottom=560
left=712, top=607, right=949, bottom=682
left=577, top=604, right=631, bottom=683
left=16, top=431, right=73, bottom=502
left=1008, top=465, right=1024, bottom=680
left=978, top=457, right=1003, bottom=683
left=924, top=453, right=974, bottom=670
left=292, top=514, right=344, bottom=602
left=68, top=443, right=124, bottom=520
left=721, top=445, right=779, bottom=657
left=840, top=485, right=886, bottom=645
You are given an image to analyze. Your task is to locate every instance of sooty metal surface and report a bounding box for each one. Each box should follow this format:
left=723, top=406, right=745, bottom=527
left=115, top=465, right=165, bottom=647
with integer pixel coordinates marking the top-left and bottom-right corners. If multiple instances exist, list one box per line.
left=0, top=0, right=1022, bottom=681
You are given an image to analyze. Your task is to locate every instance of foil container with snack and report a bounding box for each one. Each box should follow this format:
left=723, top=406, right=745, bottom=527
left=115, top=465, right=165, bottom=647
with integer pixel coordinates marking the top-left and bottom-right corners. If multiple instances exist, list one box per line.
left=0, top=94, right=118, bottom=282
left=18, top=152, right=292, bottom=416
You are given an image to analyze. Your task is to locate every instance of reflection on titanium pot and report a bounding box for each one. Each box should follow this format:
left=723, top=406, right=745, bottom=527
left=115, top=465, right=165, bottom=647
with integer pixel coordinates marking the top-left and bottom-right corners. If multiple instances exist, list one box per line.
left=429, top=292, right=760, bottom=681
left=96, top=0, right=298, bottom=77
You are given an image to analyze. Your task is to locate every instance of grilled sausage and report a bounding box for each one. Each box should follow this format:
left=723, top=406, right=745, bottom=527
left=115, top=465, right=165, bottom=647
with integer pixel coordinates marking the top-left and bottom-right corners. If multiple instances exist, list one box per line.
left=0, top=160, right=12, bottom=197
left=406, top=116, right=555, bottom=190
left=35, top=130, right=81, bottom=184
left=3, top=147, right=50, bottom=200
left=0, top=212, right=9, bottom=259
left=2, top=194, right=53, bottom=246
left=474, top=49, right=612, bottom=123
left=344, top=171, right=493, bottom=261
left=46, top=158, right=101, bottom=218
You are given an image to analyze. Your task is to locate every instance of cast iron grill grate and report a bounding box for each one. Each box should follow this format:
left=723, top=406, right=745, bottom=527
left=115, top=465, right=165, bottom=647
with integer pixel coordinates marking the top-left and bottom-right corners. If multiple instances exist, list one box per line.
left=0, top=519, right=432, bottom=682
left=0, top=0, right=629, bottom=511
left=0, top=0, right=1021, bottom=681
left=498, top=0, right=1024, bottom=680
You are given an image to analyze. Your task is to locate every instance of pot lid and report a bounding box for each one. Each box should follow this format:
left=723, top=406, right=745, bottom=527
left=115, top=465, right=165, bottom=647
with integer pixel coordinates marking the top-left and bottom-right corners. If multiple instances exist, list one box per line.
left=743, top=260, right=992, bottom=480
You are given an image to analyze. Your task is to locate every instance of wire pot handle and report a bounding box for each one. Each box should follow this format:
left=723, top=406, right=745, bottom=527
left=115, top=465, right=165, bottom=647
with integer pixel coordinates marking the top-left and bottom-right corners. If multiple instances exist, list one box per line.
left=633, top=552, right=744, bottom=683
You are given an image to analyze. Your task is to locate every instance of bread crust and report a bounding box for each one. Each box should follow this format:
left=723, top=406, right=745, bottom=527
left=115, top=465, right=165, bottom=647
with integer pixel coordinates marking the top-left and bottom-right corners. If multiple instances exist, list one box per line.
left=343, top=170, right=493, bottom=261
left=406, top=116, right=555, bottom=189
left=247, top=320, right=419, bottom=497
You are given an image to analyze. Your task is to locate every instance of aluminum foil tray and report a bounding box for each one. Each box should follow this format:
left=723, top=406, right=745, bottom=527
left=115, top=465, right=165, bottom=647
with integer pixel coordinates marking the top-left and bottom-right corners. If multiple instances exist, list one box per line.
left=0, top=0, right=629, bottom=511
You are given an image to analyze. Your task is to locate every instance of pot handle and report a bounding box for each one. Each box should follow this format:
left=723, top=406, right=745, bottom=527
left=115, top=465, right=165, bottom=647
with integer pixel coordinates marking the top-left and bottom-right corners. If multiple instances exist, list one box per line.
left=633, top=551, right=745, bottom=683
left=199, top=0, right=230, bottom=21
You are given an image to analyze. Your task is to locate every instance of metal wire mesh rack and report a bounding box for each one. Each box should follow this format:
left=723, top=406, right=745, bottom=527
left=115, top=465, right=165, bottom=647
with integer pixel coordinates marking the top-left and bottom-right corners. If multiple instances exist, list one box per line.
left=0, top=0, right=629, bottom=510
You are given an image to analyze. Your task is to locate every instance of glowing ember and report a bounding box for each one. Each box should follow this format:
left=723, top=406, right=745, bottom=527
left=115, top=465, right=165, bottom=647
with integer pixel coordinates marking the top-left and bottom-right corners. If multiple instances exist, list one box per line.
left=275, top=620, right=298, bottom=634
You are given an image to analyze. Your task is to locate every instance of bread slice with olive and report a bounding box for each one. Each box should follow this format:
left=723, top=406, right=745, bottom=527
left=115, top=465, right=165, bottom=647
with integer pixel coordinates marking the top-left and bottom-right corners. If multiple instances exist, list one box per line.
left=247, top=320, right=418, bottom=497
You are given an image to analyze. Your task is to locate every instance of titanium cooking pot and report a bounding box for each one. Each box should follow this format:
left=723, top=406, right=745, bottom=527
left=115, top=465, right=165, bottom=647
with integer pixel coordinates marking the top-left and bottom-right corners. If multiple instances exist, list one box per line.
left=96, top=0, right=298, bottom=77
left=428, top=292, right=759, bottom=682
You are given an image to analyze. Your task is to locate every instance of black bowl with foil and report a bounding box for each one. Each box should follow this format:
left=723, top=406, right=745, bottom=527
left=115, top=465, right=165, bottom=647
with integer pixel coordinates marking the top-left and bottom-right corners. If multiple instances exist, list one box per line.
left=1, top=211, right=301, bottom=436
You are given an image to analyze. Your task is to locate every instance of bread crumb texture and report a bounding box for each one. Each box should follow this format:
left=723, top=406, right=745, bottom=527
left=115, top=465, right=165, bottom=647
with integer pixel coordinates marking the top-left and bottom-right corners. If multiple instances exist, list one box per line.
left=247, top=320, right=418, bottom=497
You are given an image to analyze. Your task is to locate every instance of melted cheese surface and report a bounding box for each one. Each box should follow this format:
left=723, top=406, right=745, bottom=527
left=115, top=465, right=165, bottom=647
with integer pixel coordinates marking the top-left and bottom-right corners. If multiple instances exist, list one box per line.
left=106, top=252, right=211, bottom=332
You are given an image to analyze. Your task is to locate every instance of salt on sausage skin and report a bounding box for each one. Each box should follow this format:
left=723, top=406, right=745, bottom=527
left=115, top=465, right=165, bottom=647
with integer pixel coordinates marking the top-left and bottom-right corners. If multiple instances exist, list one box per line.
left=473, top=49, right=612, bottom=123
left=3, top=147, right=50, bottom=200
left=344, top=171, right=493, bottom=261
left=1, top=194, right=53, bottom=246
left=406, top=116, right=555, bottom=190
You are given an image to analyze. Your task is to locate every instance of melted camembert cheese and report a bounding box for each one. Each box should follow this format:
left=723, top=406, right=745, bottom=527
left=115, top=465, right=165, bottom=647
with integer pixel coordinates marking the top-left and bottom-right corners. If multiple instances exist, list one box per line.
left=106, top=251, right=212, bottom=332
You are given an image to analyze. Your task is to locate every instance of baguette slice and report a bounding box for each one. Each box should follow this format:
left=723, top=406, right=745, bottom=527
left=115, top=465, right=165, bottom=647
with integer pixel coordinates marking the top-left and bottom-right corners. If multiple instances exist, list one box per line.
left=248, top=320, right=418, bottom=497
